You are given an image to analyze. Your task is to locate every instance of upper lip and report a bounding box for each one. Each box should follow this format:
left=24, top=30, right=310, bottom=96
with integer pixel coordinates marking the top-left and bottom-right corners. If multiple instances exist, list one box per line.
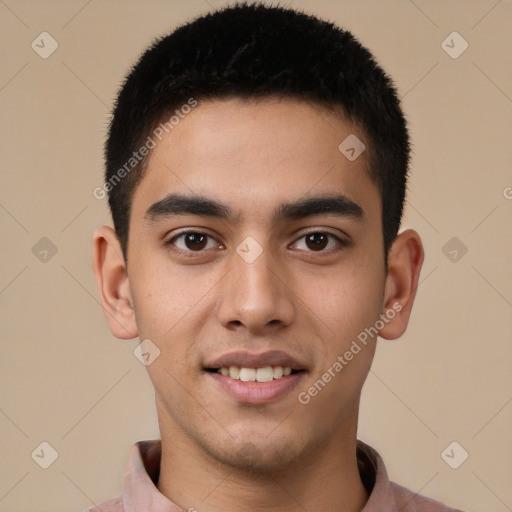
left=205, top=350, right=307, bottom=371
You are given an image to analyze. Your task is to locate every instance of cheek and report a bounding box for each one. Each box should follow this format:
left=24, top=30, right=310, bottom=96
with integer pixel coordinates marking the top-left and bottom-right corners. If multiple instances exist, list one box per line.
left=129, top=260, right=215, bottom=377
left=130, top=256, right=205, bottom=336
left=296, top=269, right=381, bottom=415
left=297, top=256, right=385, bottom=344
left=131, top=285, right=177, bottom=339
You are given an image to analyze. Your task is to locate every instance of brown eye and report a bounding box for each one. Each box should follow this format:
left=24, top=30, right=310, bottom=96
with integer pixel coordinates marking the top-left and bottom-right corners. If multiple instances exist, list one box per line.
left=183, top=233, right=207, bottom=251
left=305, top=232, right=328, bottom=251
left=292, top=231, right=345, bottom=254
left=166, top=231, right=218, bottom=253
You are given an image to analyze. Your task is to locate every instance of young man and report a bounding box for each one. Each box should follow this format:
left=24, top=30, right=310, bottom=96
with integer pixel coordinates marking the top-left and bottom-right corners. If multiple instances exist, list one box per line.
left=91, top=3, right=463, bottom=511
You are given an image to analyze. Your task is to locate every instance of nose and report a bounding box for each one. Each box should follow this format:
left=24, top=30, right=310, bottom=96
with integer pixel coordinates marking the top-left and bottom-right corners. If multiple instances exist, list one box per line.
left=216, top=244, right=296, bottom=335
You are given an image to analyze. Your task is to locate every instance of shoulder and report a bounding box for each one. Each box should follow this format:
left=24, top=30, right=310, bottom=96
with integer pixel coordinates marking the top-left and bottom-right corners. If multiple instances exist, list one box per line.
left=83, top=495, right=124, bottom=512
left=391, top=482, right=467, bottom=512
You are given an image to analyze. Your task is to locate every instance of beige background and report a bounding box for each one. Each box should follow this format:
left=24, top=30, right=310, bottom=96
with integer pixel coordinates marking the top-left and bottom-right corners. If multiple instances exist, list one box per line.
left=1, top=0, right=511, bottom=511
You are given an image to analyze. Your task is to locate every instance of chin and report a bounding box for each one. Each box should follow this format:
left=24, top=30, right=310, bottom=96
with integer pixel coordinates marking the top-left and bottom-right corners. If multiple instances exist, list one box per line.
left=203, top=434, right=304, bottom=473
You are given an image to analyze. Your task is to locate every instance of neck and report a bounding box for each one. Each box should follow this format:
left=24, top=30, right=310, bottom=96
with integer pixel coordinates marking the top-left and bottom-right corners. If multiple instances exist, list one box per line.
left=156, top=409, right=368, bottom=512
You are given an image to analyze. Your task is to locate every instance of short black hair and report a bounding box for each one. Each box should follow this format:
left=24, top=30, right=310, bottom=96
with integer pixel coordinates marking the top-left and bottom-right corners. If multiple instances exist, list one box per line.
left=104, top=2, right=410, bottom=267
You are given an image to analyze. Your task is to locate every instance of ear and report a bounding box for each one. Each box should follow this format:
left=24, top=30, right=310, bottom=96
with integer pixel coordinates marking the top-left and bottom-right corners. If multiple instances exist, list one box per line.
left=378, top=229, right=424, bottom=340
left=92, top=226, right=138, bottom=340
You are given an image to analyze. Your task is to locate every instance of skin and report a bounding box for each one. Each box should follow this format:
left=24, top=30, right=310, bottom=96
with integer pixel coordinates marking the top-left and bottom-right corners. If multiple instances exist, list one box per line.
left=93, top=97, right=424, bottom=511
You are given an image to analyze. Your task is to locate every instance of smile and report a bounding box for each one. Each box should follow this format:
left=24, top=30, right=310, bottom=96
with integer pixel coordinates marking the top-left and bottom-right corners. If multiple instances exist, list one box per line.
left=213, top=365, right=297, bottom=382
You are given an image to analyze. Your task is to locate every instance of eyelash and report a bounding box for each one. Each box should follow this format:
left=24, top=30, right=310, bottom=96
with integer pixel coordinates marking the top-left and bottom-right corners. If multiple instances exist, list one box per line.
left=164, top=229, right=348, bottom=257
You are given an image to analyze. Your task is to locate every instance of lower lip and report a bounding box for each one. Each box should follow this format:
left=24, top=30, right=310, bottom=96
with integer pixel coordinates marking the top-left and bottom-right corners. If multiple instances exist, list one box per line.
left=206, top=371, right=305, bottom=404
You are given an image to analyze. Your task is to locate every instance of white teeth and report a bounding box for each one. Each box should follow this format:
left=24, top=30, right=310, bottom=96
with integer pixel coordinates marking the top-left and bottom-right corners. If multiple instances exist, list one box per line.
left=273, top=366, right=283, bottom=378
left=256, top=366, right=274, bottom=382
left=217, top=365, right=296, bottom=381
left=229, top=366, right=240, bottom=379
left=239, top=368, right=256, bottom=382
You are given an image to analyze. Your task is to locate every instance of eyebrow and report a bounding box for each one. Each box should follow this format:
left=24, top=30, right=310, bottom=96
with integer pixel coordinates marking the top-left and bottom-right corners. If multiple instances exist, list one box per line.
left=144, top=193, right=365, bottom=224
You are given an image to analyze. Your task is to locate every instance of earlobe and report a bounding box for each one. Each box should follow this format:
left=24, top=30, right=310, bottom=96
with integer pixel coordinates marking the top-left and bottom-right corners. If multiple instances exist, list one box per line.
left=378, top=229, right=424, bottom=341
left=92, top=226, right=138, bottom=340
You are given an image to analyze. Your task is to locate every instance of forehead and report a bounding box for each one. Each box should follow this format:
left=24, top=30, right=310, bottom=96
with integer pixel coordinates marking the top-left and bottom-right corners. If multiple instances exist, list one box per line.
left=131, top=97, right=380, bottom=226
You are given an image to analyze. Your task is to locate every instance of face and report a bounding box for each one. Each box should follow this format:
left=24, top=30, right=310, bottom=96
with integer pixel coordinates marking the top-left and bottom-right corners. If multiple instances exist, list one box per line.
left=95, top=97, right=423, bottom=472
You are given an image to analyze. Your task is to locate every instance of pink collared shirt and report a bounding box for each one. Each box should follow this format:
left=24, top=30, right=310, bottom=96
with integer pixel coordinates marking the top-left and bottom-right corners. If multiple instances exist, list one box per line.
left=86, top=439, right=465, bottom=512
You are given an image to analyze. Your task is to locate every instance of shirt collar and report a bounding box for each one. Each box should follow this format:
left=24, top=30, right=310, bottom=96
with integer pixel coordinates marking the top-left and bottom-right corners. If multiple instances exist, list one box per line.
left=121, top=439, right=398, bottom=512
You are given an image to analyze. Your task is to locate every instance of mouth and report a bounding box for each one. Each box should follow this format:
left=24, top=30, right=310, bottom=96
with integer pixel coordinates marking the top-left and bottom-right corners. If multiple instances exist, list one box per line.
left=205, top=366, right=304, bottom=382
left=203, top=350, right=307, bottom=404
